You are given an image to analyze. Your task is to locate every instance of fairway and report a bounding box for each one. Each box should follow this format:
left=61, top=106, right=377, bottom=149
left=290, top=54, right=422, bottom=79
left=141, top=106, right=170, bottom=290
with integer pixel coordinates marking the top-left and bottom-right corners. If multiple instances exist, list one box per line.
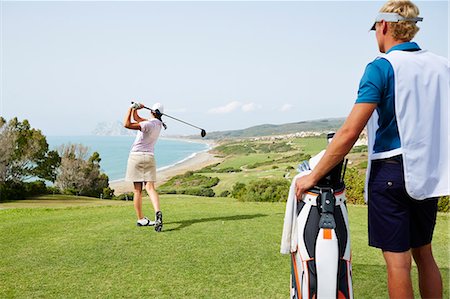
left=1, top=196, right=448, bottom=298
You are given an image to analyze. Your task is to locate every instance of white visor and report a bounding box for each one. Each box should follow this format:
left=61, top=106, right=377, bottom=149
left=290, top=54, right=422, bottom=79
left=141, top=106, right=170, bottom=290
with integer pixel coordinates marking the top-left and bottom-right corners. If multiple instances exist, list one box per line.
left=370, top=12, right=423, bottom=30
left=152, top=102, right=164, bottom=114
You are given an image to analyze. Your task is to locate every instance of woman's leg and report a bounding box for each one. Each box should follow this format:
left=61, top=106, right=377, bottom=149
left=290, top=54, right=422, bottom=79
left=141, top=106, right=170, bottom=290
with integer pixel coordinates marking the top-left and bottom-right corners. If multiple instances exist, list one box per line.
left=383, top=250, right=414, bottom=298
left=144, top=181, right=160, bottom=212
left=133, top=182, right=143, bottom=219
left=412, top=244, right=442, bottom=299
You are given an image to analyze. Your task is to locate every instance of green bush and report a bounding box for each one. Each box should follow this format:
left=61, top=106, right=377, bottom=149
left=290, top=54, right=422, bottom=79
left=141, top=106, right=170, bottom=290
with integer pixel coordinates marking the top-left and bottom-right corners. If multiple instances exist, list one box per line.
left=216, top=167, right=242, bottom=173
left=277, top=152, right=311, bottom=163
left=46, top=186, right=61, bottom=194
left=438, top=196, right=449, bottom=213
left=254, top=142, right=293, bottom=153
left=114, top=192, right=134, bottom=201
left=196, top=163, right=221, bottom=173
left=215, top=143, right=256, bottom=155
left=0, top=181, right=26, bottom=201
left=1, top=181, right=54, bottom=201
left=160, top=171, right=219, bottom=189
left=183, top=188, right=215, bottom=197
left=344, top=166, right=366, bottom=205
left=102, top=187, right=114, bottom=199
left=24, top=181, right=48, bottom=196
left=231, top=182, right=247, bottom=199
left=350, top=145, right=368, bottom=153
left=231, top=178, right=290, bottom=202
left=158, top=171, right=220, bottom=198
left=219, top=190, right=231, bottom=197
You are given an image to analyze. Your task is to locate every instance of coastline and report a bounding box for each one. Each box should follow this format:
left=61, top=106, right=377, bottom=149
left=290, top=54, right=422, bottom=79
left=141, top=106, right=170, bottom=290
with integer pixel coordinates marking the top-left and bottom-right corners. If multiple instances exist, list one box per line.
left=110, top=139, right=222, bottom=195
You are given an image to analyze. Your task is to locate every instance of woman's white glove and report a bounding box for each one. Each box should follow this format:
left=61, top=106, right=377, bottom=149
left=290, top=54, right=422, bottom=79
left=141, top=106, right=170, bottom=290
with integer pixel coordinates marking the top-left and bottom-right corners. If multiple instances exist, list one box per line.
left=131, top=102, right=142, bottom=110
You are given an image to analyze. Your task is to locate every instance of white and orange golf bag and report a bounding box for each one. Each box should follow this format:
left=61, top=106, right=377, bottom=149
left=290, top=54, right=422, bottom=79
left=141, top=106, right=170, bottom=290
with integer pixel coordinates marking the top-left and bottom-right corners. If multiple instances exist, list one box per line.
left=284, top=133, right=353, bottom=299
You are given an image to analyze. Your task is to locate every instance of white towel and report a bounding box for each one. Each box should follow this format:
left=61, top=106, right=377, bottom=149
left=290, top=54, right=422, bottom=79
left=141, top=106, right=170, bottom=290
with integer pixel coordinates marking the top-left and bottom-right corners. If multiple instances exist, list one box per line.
left=280, top=170, right=311, bottom=254
left=280, top=150, right=325, bottom=254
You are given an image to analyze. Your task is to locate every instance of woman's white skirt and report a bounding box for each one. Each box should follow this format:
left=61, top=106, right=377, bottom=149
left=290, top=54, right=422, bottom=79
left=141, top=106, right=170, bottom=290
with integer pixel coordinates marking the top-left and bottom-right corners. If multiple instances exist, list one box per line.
left=125, top=152, right=157, bottom=182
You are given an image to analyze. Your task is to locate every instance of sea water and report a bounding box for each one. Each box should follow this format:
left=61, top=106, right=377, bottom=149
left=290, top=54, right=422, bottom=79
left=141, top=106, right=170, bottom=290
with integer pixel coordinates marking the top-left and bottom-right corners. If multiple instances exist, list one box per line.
left=47, top=136, right=209, bottom=181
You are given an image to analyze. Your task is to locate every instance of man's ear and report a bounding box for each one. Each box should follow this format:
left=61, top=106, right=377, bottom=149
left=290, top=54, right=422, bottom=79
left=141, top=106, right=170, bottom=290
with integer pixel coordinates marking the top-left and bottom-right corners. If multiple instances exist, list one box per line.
left=381, top=20, right=389, bottom=35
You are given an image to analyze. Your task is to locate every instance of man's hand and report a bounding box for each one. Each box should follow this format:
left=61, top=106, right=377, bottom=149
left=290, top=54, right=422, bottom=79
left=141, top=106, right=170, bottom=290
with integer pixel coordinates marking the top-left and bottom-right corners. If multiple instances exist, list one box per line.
left=295, top=174, right=317, bottom=200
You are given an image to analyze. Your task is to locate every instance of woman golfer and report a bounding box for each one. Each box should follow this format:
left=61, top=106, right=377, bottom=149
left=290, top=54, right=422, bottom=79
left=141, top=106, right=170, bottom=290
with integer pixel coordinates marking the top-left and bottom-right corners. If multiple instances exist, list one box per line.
left=124, top=102, right=165, bottom=232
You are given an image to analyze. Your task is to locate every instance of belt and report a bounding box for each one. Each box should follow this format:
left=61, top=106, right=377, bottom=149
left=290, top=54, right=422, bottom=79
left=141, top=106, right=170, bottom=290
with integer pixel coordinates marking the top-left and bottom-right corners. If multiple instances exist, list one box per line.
left=130, top=152, right=154, bottom=156
left=372, top=154, right=402, bottom=164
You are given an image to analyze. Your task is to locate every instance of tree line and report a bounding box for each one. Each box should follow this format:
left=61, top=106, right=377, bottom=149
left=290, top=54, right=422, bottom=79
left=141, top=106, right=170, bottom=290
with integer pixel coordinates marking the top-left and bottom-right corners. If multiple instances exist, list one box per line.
left=0, top=117, right=113, bottom=201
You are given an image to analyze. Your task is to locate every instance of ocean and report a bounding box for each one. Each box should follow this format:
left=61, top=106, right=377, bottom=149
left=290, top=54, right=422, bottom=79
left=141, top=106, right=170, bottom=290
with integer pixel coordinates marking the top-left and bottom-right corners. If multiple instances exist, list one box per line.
left=46, top=136, right=209, bottom=181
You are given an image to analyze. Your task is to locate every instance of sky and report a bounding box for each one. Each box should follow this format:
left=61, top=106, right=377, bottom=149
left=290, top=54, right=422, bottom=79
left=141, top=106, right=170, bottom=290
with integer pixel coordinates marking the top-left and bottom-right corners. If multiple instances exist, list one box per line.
left=1, top=0, right=448, bottom=136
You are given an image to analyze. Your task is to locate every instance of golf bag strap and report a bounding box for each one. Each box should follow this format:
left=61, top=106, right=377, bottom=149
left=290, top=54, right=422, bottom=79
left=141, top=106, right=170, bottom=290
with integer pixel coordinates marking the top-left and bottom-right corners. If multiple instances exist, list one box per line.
left=303, top=190, right=346, bottom=206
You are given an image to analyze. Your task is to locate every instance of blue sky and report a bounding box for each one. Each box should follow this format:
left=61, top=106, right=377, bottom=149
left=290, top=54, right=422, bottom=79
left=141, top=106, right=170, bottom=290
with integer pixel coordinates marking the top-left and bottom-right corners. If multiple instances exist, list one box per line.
left=1, top=1, right=448, bottom=136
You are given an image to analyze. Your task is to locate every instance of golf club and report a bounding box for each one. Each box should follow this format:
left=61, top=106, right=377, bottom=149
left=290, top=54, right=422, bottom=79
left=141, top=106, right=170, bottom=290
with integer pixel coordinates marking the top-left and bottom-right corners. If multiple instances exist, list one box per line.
left=131, top=102, right=207, bottom=138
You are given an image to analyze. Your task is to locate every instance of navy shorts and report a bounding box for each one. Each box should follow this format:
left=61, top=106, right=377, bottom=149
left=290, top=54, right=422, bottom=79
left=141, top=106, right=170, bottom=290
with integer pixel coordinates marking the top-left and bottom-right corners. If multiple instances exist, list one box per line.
left=368, top=157, right=438, bottom=252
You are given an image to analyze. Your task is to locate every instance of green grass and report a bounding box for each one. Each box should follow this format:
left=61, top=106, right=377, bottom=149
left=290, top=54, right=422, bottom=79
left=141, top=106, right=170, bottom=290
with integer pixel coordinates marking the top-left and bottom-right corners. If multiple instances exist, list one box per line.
left=1, top=196, right=448, bottom=298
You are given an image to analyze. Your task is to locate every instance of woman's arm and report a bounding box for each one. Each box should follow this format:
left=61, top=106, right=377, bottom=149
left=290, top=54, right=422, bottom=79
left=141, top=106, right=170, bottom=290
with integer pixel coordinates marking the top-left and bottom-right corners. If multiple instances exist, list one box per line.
left=133, top=108, right=147, bottom=123
left=123, top=108, right=141, bottom=130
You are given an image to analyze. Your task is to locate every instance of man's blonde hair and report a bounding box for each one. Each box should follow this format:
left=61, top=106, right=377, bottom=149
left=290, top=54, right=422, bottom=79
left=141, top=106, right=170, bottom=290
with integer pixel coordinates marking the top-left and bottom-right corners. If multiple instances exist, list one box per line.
left=380, top=0, right=420, bottom=41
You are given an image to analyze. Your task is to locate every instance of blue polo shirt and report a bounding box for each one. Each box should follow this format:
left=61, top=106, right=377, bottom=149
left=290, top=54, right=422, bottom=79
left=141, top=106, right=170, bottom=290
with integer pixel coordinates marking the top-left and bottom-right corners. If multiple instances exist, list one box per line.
left=356, top=42, right=421, bottom=153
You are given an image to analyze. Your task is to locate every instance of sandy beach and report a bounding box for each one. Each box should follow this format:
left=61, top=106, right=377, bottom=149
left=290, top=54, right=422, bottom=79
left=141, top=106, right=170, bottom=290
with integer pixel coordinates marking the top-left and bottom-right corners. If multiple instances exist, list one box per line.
left=110, top=139, right=223, bottom=194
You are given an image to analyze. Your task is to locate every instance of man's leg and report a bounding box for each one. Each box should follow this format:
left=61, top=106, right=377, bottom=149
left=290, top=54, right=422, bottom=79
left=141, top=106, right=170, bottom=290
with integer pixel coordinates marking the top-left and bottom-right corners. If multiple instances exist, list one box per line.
left=145, top=181, right=160, bottom=212
left=383, top=250, right=414, bottom=299
left=133, top=182, right=143, bottom=219
left=412, top=244, right=442, bottom=299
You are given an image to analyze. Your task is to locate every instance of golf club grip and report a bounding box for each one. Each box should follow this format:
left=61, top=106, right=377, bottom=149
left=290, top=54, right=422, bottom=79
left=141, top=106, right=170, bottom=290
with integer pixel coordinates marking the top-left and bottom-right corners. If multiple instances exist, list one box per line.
left=130, top=101, right=153, bottom=111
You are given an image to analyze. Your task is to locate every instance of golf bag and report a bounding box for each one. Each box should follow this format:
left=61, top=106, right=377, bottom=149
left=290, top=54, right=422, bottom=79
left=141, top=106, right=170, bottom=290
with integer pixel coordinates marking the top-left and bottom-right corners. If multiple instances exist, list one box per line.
left=290, top=134, right=353, bottom=299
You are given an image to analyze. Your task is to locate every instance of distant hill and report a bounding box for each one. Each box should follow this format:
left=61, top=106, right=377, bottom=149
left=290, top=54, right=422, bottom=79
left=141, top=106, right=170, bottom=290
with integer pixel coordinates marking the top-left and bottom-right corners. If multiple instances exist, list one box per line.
left=92, top=121, right=134, bottom=136
left=202, top=118, right=346, bottom=139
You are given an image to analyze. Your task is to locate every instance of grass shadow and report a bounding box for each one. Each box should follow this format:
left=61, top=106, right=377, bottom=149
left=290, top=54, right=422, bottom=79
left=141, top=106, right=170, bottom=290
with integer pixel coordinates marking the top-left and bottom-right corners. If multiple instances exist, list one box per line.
left=163, top=213, right=268, bottom=232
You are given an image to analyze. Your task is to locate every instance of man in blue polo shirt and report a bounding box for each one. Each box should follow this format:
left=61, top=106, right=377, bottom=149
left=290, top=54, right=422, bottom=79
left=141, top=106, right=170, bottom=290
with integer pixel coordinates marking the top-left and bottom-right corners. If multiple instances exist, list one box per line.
left=295, top=0, right=448, bottom=297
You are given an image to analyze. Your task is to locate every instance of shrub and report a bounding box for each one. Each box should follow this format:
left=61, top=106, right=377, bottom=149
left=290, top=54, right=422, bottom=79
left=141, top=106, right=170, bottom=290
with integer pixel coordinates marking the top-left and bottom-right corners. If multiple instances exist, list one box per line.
left=46, top=186, right=61, bottom=195
left=24, top=181, right=47, bottom=196
left=183, top=188, right=215, bottom=197
left=159, top=171, right=219, bottom=191
left=438, top=196, right=449, bottom=213
left=216, top=167, right=242, bottom=173
left=0, top=180, right=55, bottom=201
left=344, top=167, right=365, bottom=205
left=219, top=190, right=230, bottom=197
left=350, top=145, right=368, bottom=153
left=215, top=143, right=256, bottom=155
left=196, top=163, right=221, bottom=173
left=231, top=182, right=247, bottom=199
left=102, top=187, right=114, bottom=199
left=231, top=178, right=290, bottom=202
left=0, top=181, right=26, bottom=201
left=114, top=192, right=134, bottom=201
left=254, top=142, right=293, bottom=153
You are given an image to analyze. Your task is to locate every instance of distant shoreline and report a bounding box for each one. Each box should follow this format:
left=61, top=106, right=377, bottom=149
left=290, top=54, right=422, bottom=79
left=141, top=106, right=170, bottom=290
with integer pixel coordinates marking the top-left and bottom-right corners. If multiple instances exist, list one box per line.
left=110, top=139, right=222, bottom=195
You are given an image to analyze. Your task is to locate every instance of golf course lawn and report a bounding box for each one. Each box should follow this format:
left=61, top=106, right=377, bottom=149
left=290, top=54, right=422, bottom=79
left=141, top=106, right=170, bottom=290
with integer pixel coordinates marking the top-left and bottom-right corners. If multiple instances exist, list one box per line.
left=1, top=195, right=448, bottom=298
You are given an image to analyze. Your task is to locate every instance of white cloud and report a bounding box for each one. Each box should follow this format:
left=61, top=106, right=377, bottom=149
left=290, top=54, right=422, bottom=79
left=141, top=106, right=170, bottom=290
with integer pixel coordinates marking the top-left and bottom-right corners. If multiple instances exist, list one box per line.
left=279, top=104, right=293, bottom=112
left=208, top=101, right=242, bottom=114
left=208, top=101, right=262, bottom=114
left=241, top=102, right=261, bottom=112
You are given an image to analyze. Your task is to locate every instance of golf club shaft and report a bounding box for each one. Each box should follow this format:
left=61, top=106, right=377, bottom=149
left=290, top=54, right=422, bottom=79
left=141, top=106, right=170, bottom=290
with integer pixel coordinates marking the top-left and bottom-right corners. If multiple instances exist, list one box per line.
left=131, top=102, right=205, bottom=131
